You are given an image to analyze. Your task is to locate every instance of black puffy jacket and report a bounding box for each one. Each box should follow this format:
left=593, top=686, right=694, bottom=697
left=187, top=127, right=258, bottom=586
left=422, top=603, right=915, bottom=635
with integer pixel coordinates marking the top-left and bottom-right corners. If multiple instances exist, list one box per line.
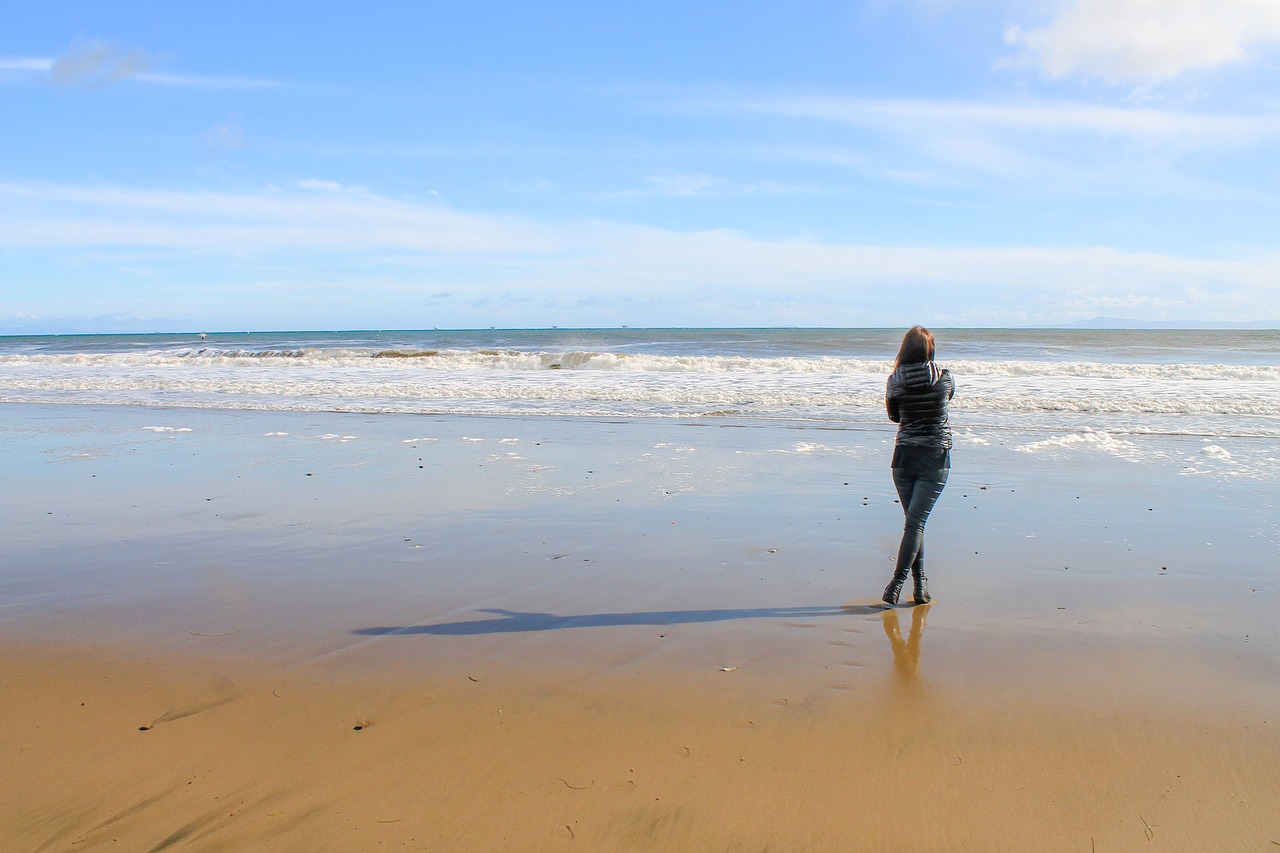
left=886, top=361, right=954, bottom=450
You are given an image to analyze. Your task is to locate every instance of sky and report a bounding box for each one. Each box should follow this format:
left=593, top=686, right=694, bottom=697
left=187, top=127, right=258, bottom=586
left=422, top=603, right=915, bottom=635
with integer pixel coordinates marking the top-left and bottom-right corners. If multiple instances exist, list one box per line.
left=3, top=0, right=1280, bottom=333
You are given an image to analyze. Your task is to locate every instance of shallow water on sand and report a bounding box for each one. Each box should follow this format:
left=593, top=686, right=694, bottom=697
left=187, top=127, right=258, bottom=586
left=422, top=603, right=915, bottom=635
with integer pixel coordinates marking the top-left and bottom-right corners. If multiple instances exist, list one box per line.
left=3, top=403, right=1276, bottom=697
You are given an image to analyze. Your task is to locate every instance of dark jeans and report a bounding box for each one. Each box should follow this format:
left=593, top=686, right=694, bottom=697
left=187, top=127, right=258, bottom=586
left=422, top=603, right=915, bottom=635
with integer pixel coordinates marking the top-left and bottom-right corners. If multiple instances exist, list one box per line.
left=892, top=466, right=949, bottom=578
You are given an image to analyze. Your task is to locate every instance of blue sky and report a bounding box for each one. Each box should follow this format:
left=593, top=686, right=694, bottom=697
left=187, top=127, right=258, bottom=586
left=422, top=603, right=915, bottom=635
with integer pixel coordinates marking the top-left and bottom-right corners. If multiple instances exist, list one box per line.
left=3, top=0, right=1280, bottom=332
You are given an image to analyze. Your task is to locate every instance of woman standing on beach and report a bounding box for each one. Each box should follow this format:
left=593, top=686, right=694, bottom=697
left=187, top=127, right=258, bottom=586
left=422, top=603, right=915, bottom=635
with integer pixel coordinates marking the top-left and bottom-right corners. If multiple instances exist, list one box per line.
left=883, top=326, right=954, bottom=606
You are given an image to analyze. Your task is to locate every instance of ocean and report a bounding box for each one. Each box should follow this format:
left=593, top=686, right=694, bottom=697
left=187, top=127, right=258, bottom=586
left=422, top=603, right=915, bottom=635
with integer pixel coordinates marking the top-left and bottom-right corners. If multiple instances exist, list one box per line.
left=2, top=327, right=1278, bottom=479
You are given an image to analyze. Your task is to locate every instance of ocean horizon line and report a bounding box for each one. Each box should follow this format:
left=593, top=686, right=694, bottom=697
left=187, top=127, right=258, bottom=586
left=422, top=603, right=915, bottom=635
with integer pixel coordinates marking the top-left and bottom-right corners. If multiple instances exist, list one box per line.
left=4, top=319, right=1279, bottom=339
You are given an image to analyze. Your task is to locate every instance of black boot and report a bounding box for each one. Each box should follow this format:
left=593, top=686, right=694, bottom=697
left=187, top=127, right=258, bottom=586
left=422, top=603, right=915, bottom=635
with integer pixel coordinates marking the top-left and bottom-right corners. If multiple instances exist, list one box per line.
left=912, top=570, right=931, bottom=605
left=882, top=569, right=908, bottom=606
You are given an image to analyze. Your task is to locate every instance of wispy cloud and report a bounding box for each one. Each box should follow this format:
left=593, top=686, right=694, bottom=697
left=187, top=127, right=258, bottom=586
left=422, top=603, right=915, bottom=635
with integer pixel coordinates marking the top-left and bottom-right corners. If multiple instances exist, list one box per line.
left=0, top=40, right=285, bottom=90
left=0, top=180, right=563, bottom=254
left=641, top=172, right=718, bottom=197
left=594, top=172, right=818, bottom=201
left=666, top=90, right=1280, bottom=190
left=686, top=92, right=1279, bottom=147
left=1, top=179, right=1274, bottom=325
left=1003, top=0, right=1280, bottom=85
left=133, top=72, right=286, bottom=89
left=293, top=178, right=346, bottom=193
left=0, top=57, right=52, bottom=71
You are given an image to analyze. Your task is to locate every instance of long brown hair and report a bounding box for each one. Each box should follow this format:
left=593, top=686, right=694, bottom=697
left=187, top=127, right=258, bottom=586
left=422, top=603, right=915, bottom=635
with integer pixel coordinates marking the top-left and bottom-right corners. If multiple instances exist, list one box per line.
left=894, top=325, right=935, bottom=368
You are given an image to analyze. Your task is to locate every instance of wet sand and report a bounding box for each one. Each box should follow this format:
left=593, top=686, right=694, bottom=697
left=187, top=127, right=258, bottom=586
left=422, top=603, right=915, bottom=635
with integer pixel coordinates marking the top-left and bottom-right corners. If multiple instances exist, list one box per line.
left=2, top=403, right=1278, bottom=850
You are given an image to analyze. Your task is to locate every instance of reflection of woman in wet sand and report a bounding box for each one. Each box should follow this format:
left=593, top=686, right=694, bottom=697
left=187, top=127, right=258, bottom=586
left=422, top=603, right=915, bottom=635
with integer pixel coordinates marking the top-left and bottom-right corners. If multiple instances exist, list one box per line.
left=882, top=603, right=929, bottom=682
left=882, top=326, right=954, bottom=606
left=880, top=605, right=931, bottom=757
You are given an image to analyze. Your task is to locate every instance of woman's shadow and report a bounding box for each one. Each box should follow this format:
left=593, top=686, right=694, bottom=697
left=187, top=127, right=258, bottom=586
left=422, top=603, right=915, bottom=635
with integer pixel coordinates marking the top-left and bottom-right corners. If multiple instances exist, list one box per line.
left=353, top=603, right=888, bottom=636
left=354, top=602, right=931, bottom=701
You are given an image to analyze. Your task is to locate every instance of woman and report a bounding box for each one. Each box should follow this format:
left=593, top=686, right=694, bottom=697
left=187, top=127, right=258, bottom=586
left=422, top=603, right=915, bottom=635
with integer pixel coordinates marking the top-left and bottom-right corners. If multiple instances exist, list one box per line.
left=883, top=326, right=954, bottom=606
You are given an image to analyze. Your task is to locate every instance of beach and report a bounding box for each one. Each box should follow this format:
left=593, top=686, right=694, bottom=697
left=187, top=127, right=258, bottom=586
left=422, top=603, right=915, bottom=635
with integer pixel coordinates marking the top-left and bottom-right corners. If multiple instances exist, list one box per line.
left=10, top=0, right=1280, bottom=844
left=3, top=400, right=1278, bottom=851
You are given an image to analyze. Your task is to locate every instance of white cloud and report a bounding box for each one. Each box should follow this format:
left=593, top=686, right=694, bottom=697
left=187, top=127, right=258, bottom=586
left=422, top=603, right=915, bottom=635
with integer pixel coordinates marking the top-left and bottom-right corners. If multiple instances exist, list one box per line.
left=1004, top=0, right=1280, bottom=84
left=0, top=180, right=1275, bottom=325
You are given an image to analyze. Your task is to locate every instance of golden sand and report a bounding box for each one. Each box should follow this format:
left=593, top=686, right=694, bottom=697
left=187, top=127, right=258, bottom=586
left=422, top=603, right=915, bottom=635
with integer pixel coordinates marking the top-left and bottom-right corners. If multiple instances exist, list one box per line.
left=5, top=604, right=1278, bottom=852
